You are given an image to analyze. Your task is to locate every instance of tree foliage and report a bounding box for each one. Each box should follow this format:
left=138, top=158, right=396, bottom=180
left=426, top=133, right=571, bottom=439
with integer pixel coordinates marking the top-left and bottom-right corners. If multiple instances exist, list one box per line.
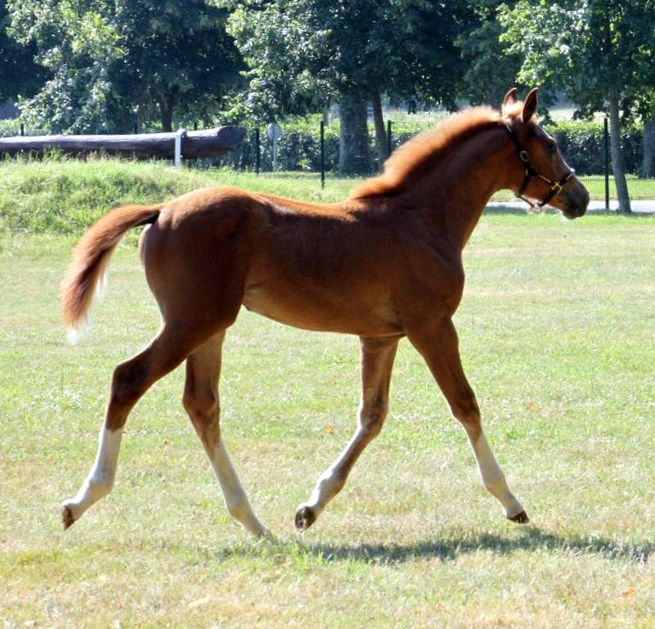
left=8, top=0, right=243, bottom=133
left=227, top=0, right=471, bottom=120
left=4, top=0, right=655, bottom=182
left=499, top=0, right=655, bottom=116
left=457, top=0, right=524, bottom=106
left=114, top=1, right=244, bottom=131
left=499, top=0, right=655, bottom=211
left=0, top=0, right=48, bottom=105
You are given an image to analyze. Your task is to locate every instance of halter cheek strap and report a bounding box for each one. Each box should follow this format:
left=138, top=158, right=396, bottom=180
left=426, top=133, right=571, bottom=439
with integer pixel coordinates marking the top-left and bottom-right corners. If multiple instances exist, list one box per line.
left=504, top=122, right=573, bottom=208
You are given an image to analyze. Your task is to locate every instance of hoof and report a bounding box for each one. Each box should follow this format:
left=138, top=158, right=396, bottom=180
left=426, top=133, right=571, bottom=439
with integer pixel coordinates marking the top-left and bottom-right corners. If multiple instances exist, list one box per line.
left=61, top=504, right=76, bottom=530
left=294, top=505, right=316, bottom=531
left=507, top=510, right=529, bottom=524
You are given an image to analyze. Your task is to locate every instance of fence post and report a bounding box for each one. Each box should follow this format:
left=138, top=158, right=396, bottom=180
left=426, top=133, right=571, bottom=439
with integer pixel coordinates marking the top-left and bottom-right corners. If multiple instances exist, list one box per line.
left=320, top=120, right=325, bottom=189
left=387, top=120, right=393, bottom=158
left=604, top=115, right=610, bottom=211
left=174, top=128, right=185, bottom=167
left=20, top=123, right=25, bottom=137
left=255, top=128, right=260, bottom=174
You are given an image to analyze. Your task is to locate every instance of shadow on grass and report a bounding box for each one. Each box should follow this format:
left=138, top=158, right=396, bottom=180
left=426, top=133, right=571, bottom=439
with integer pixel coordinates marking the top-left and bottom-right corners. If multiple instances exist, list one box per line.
left=308, top=527, right=655, bottom=564
left=214, top=527, right=653, bottom=565
left=304, top=528, right=654, bottom=565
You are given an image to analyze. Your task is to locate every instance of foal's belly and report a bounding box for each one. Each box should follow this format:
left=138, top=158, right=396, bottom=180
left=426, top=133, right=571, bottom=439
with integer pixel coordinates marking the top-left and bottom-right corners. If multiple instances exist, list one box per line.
left=242, top=283, right=403, bottom=336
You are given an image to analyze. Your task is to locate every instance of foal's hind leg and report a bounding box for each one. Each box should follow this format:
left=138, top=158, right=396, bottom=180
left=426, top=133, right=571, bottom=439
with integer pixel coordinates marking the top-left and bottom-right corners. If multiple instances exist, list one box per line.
left=183, top=332, right=268, bottom=537
left=407, top=318, right=528, bottom=523
left=61, top=325, right=204, bottom=529
left=295, top=336, right=398, bottom=530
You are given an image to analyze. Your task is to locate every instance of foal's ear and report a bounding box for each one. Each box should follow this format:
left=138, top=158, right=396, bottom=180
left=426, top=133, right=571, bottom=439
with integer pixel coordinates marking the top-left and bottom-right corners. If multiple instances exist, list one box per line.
left=521, top=87, right=539, bottom=122
left=502, top=88, right=519, bottom=113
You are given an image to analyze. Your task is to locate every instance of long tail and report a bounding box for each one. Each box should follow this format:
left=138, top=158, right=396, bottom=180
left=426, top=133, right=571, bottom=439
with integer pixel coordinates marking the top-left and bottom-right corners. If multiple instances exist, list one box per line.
left=61, top=203, right=164, bottom=333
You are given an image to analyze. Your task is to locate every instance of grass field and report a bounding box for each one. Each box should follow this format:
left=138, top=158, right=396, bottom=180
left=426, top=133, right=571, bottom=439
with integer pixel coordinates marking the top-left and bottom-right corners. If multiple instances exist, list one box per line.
left=1, top=166, right=654, bottom=627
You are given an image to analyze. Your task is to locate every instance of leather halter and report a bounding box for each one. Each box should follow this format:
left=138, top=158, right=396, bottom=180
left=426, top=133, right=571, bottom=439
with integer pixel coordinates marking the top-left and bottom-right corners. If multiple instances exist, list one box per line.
left=504, top=122, right=573, bottom=208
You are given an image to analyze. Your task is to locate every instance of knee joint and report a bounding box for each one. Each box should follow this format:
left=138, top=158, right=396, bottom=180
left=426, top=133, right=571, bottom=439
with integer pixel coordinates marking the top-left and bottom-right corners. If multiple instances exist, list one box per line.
left=452, top=392, right=480, bottom=424
left=183, top=390, right=219, bottom=425
left=110, top=363, right=147, bottom=409
left=359, top=403, right=387, bottom=437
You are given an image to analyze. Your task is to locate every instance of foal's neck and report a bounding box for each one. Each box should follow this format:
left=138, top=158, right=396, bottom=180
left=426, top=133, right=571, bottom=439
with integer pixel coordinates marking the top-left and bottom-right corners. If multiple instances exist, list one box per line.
left=419, top=126, right=515, bottom=248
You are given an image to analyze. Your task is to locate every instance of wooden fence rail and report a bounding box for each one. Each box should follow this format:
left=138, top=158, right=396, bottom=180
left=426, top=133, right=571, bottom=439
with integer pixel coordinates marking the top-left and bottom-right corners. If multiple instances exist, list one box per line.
left=0, top=125, right=245, bottom=159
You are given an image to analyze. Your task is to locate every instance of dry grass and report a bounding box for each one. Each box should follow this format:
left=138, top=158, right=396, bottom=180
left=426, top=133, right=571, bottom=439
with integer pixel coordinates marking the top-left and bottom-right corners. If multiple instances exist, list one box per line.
left=1, top=211, right=654, bottom=627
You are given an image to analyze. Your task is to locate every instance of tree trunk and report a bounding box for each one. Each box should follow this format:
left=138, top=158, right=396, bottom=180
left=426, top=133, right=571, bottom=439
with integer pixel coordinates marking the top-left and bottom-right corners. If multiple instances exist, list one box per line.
left=641, top=112, right=655, bottom=177
left=338, top=93, right=372, bottom=175
left=608, top=92, right=631, bottom=213
left=159, top=98, right=174, bottom=133
left=370, top=88, right=387, bottom=171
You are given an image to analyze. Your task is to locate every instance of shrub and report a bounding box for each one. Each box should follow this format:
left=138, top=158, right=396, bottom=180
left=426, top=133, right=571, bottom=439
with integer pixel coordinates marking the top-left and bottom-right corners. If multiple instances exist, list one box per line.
left=0, top=119, right=22, bottom=138
left=230, top=117, right=645, bottom=176
left=544, top=119, right=643, bottom=176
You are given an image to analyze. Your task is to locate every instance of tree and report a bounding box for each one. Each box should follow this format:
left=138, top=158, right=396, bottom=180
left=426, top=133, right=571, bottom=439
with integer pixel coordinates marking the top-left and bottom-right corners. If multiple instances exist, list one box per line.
left=113, top=0, right=244, bottom=132
left=0, top=0, right=48, bottom=107
left=8, top=0, right=125, bottom=132
left=499, top=0, right=655, bottom=213
left=227, top=0, right=375, bottom=173
left=8, top=0, right=243, bottom=133
left=456, top=0, right=525, bottom=106
left=227, top=0, right=470, bottom=174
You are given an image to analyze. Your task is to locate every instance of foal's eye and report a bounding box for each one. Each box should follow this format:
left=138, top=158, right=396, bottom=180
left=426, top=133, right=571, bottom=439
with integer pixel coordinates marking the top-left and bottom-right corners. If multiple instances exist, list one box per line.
left=546, top=142, right=557, bottom=155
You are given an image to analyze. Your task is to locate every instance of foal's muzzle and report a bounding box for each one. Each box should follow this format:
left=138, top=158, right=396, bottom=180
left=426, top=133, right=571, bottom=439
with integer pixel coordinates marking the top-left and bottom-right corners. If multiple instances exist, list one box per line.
left=558, top=176, right=589, bottom=219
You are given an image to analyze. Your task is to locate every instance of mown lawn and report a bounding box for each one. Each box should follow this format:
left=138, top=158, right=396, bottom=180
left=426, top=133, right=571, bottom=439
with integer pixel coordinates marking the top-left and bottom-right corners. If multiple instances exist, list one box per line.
left=0, top=169, right=654, bottom=626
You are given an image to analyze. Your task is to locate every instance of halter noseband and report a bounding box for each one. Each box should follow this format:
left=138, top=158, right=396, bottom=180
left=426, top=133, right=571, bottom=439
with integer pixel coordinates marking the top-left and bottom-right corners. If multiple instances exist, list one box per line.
left=504, top=122, right=573, bottom=208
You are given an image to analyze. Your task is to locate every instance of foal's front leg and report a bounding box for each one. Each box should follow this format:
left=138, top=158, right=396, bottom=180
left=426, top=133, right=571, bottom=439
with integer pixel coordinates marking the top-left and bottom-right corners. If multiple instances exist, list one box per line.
left=295, top=336, right=398, bottom=530
left=407, top=317, right=528, bottom=523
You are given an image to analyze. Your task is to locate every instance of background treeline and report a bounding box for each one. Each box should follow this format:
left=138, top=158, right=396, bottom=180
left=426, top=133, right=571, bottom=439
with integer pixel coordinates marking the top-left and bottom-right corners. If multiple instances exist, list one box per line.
left=2, top=0, right=655, bottom=210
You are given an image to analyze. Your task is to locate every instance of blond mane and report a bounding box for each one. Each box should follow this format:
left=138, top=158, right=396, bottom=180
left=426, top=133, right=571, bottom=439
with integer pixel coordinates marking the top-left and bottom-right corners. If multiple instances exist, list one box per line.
left=351, top=106, right=504, bottom=199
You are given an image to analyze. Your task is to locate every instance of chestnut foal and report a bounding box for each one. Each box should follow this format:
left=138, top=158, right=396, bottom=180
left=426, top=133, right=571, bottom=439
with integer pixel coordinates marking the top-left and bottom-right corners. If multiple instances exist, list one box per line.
left=60, top=88, right=588, bottom=536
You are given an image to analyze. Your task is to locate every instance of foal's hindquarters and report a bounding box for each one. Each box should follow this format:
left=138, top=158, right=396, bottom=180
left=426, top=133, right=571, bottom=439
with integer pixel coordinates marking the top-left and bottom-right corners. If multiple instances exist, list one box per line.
left=61, top=194, right=270, bottom=535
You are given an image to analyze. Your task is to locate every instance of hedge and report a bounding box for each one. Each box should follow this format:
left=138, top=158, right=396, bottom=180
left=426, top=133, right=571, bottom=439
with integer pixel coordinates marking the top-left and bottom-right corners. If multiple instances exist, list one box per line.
left=233, top=118, right=644, bottom=176
left=544, top=120, right=642, bottom=176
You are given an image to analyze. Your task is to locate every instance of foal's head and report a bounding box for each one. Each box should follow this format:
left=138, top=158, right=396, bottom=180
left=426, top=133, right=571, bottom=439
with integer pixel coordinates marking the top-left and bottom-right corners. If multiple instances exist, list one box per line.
left=502, top=88, right=589, bottom=219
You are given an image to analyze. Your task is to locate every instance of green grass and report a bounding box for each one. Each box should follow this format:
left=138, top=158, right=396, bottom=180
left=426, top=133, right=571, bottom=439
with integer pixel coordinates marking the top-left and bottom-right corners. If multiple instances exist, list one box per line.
left=1, top=167, right=654, bottom=626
